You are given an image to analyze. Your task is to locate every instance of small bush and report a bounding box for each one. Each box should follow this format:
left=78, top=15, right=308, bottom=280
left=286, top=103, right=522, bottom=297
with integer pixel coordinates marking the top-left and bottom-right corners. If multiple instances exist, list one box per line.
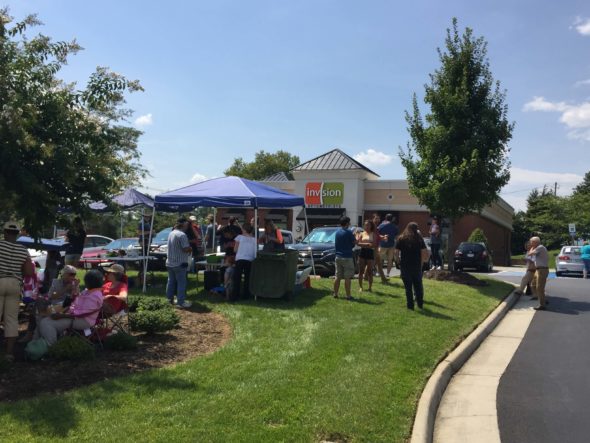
left=129, top=309, right=179, bottom=334
left=104, top=332, right=138, bottom=351
left=49, top=336, right=95, bottom=361
left=468, top=228, right=489, bottom=247
left=137, top=297, right=172, bottom=312
left=127, top=296, right=171, bottom=313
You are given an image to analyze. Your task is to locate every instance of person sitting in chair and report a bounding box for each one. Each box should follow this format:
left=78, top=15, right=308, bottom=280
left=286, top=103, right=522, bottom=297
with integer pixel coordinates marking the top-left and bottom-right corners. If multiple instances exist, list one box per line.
left=102, top=264, right=128, bottom=313
left=38, top=270, right=104, bottom=346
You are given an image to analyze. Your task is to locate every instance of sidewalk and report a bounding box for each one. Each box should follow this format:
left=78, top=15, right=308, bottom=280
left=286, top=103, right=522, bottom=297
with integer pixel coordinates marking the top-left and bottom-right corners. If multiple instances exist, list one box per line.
left=433, top=294, right=537, bottom=443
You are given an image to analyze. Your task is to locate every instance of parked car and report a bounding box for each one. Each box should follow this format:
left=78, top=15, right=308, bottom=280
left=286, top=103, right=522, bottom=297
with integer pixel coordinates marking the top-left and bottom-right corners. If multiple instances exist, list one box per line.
left=79, top=237, right=140, bottom=269
left=555, top=246, right=584, bottom=277
left=288, top=226, right=359, bottom=277
left=453, top=242, right=493, bottom=272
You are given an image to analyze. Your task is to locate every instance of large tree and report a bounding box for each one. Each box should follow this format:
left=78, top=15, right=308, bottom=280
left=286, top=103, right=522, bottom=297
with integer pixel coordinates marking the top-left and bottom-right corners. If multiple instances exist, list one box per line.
left=0, top=10, right=145, bottom=236
left=400, top=19, right=513, bottom=263
left=224, top=150, right=300, bottom=180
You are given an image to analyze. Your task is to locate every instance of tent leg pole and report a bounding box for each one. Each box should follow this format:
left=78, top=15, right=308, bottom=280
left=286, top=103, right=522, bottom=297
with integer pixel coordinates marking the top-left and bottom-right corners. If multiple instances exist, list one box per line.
left=303, top=207, right=316, bottom=276
left=213, top=208, right=216, bottom=253
left=254, top=208, right=258, bottom=259
left=143, top=210, right=155, bottom=293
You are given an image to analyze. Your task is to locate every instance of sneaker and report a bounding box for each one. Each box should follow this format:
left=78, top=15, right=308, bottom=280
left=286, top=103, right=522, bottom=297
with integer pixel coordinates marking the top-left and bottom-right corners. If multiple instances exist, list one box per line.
left=176, top=301, right=192, bottom=309
left=436, top=266, right=442, bottom=270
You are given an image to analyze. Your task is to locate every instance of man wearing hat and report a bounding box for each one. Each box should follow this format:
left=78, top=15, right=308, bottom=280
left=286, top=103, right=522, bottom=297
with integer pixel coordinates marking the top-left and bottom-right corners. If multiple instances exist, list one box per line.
left=0, top=221, right=34, bottom=359
left=166, top=217, right=193, bottom=308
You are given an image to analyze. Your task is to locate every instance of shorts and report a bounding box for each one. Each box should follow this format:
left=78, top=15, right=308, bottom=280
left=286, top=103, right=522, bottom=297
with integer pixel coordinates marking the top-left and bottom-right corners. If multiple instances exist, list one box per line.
left=359, top=248, right=374, bottom=260
left=335, top=257, right=355, bottom=279
left=0, top=278, right=21, bottom=338
left=379, top=247, right=395, bottom=262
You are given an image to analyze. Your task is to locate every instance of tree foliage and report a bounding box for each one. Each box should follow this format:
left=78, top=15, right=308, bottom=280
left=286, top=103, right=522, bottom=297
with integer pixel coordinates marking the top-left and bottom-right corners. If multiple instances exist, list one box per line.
left=400, top=18, right=513, bottom=220
left=224, top=150, right=300, bottom=181
left=0, top=10, right=145, bottom=236
left=467, top=227, right=488, bottom=246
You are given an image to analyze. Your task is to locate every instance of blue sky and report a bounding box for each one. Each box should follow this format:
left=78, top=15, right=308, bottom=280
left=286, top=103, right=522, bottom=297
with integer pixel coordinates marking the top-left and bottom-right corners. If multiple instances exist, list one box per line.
left=5, top=0, right=590, bottom=210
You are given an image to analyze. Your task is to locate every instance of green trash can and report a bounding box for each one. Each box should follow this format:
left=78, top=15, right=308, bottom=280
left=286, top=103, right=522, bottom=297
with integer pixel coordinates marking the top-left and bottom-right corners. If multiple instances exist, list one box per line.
left=249, top=250, right=299, bottom=299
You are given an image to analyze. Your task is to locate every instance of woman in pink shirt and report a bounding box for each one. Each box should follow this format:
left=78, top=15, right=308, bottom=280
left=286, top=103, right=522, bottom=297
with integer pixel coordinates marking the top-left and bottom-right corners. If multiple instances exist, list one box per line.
left=39, top=270, right=104, bottom=345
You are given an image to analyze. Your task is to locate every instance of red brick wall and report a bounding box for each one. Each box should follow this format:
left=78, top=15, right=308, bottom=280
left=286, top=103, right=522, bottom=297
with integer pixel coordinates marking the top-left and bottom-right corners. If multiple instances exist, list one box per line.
left=452, top=215, right=512, bottom=266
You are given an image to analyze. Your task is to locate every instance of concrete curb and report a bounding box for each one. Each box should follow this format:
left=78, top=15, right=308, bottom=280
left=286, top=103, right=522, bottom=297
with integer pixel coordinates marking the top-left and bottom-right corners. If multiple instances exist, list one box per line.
left=410, top=288, right=521, bottom=443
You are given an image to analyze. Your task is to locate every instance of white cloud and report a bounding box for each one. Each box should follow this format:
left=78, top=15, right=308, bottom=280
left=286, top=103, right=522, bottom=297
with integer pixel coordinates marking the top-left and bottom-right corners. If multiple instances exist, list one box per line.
left=574, top=17, right=590, bottom=36
left=574, top=79, right=590, bottom=87
left=353, top=149, right=393, bottom=167
left=134, top=113, right=153, bottom=127
left=190, top=173, right=207, bottom=183
left=523, top=96, right=568, bottom=112
left=500, top=167, right=584, bottom=210
left=523, top=96, right=590, bottom=140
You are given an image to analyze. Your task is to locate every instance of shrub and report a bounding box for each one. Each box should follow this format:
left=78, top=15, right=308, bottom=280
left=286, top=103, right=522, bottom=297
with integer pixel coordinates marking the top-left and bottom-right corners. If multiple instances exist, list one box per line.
left=104, top=332, right=138, bottom=351
left=48, top=336, right=95, bottom=361
left=129, top=308, right=179, bottom=334
left=137, top=297, right=172, bottom=312
left=127, top=296, right=171, bottom=313
left=468, top=228, right=488, bottom=247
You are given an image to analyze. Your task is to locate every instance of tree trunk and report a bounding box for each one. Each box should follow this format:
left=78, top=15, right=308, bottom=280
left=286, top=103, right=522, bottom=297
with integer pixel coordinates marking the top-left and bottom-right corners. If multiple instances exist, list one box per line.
left=446, top=218, right=456, bottom=271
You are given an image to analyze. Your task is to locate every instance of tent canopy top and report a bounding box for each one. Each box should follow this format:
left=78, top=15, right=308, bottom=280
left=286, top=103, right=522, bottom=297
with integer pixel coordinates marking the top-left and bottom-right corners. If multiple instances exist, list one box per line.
left=154, top=176, right=304, bottom=212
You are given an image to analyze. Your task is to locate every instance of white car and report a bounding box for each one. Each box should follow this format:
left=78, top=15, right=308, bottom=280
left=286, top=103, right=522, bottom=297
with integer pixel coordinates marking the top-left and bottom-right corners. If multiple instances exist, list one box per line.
left=28, top=249, right=47, bottom=269
left=555, top=246, right=584, bottom=276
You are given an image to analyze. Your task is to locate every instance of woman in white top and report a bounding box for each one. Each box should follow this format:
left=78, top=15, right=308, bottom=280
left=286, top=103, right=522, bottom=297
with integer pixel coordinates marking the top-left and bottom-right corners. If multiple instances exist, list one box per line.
left=232, top=223, right=257, bottom=301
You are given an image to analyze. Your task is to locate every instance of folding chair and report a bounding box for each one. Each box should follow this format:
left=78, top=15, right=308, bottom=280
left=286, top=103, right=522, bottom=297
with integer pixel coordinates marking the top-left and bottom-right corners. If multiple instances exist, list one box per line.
left=66, top=307, right=110, bottom=349
left=100, top=299, right=129, bottom=334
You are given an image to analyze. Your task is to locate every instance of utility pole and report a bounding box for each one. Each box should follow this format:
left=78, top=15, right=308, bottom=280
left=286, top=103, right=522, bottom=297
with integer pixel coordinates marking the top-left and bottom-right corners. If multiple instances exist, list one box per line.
left=554, top=182, right=558, bottom=196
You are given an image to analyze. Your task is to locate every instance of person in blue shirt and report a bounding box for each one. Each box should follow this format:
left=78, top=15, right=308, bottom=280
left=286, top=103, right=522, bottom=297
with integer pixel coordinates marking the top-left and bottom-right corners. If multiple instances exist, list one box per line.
left=333, top=216, right=356, bottom=300
left=378, top=213, right=399, bottom=278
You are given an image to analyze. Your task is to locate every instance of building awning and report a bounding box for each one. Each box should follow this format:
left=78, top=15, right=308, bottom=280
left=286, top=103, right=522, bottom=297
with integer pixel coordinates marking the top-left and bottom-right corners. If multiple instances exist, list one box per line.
left=296, top=208, right=345, bottom=220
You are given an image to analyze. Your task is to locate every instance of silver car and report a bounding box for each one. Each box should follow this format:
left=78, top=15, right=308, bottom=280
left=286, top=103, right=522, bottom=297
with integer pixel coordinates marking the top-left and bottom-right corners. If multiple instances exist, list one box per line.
left=555, top=246, right=584, bottom=276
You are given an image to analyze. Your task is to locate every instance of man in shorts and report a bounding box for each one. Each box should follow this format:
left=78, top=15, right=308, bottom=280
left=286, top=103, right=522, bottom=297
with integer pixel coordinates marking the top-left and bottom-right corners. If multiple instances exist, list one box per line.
left=378, top=214, right=398, bottom=278
left=333, top=216, right=356, bottom=300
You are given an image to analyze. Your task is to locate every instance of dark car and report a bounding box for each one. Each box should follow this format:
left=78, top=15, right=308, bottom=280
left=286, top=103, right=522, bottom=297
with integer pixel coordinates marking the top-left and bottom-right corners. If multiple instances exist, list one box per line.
left=288, top=226, right=358, bottom=277
left=453, top=242, right=493, bottom=272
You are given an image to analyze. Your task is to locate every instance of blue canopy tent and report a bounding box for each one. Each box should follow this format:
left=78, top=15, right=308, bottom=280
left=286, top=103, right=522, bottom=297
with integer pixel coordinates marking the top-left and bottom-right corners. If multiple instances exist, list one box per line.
left=152, top=176, right=313, bottom=280
left=17, top=236, right=67, bottom=251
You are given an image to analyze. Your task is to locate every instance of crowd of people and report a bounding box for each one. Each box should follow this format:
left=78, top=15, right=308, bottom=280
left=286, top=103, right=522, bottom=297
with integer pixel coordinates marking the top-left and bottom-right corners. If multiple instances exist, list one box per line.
left=332, top=215, right=428, bottom=310
left=164, top=215, right=286, bottom=306
left=0, top=220, right=132, bottom=361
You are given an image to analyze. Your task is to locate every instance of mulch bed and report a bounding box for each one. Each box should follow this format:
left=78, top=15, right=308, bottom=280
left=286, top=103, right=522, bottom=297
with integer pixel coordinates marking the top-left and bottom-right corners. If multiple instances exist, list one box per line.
left=0, top=309, right=232, bottom=402
left=423, top=269, right=488, bottom=286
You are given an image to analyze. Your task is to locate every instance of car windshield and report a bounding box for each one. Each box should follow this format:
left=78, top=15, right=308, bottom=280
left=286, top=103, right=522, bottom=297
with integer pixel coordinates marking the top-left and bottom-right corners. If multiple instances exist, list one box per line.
left=563, top=247, right=581, bottom=254
left=459, top=243, right=484, bottom=252
left=153, top=228, right=172, bottom=243
left=106, top=239, right=138, bottom=251
left=301, top=228, right=339, bottom=244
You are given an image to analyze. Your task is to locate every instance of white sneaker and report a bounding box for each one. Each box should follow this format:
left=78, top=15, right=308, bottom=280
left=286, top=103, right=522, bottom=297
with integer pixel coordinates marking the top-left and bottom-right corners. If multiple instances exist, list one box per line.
left=436, top=266, right=442, bottom=270
left=176, top=301, right=192, bottom=309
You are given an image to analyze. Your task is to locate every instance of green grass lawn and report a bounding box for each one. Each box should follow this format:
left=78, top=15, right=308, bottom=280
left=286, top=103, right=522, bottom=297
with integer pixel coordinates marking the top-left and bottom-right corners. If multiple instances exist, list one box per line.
left=0, top=272, right=511, bottom=442
left=512, top=248, right=560, bottom=269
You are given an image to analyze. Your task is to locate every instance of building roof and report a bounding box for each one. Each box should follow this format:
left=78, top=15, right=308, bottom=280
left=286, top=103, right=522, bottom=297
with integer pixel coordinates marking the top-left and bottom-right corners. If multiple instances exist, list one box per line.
left=291, top=148, right=380, bottom=177
left=262, top=171, right=291, bottom=182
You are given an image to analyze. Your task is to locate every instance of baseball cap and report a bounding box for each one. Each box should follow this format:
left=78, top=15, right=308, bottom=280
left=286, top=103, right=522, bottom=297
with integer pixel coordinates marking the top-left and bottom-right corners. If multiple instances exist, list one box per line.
left=62, top=265, right=78, bottom=275
left=189, top=215, right=197, bottom=221
left=3, top=221, right=20, bottom=232
left=105, top=264, right=125, bottom=274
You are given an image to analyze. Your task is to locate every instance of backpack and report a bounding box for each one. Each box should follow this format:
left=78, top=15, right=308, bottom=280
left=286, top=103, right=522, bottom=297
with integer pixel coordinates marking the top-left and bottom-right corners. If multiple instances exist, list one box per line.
left=25, top=338, right=49, bottom=361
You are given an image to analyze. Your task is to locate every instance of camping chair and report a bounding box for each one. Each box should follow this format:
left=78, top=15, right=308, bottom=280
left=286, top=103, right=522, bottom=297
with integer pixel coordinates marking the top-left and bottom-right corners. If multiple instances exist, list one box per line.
left=66, top=306, right=111, bottom=349
left=101, top=298, right=129, bottom=334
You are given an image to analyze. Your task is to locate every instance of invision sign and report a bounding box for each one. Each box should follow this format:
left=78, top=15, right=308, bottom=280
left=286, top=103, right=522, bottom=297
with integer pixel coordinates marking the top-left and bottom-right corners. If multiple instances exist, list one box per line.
left=305, top=182, right=344, bottom=205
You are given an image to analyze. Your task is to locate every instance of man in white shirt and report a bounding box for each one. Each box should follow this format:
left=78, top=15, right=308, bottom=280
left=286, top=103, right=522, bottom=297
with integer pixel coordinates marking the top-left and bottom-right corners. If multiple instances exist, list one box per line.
left=528, top=236, right=549, bottom=310
left=166, top=217, right=193, bottom=308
